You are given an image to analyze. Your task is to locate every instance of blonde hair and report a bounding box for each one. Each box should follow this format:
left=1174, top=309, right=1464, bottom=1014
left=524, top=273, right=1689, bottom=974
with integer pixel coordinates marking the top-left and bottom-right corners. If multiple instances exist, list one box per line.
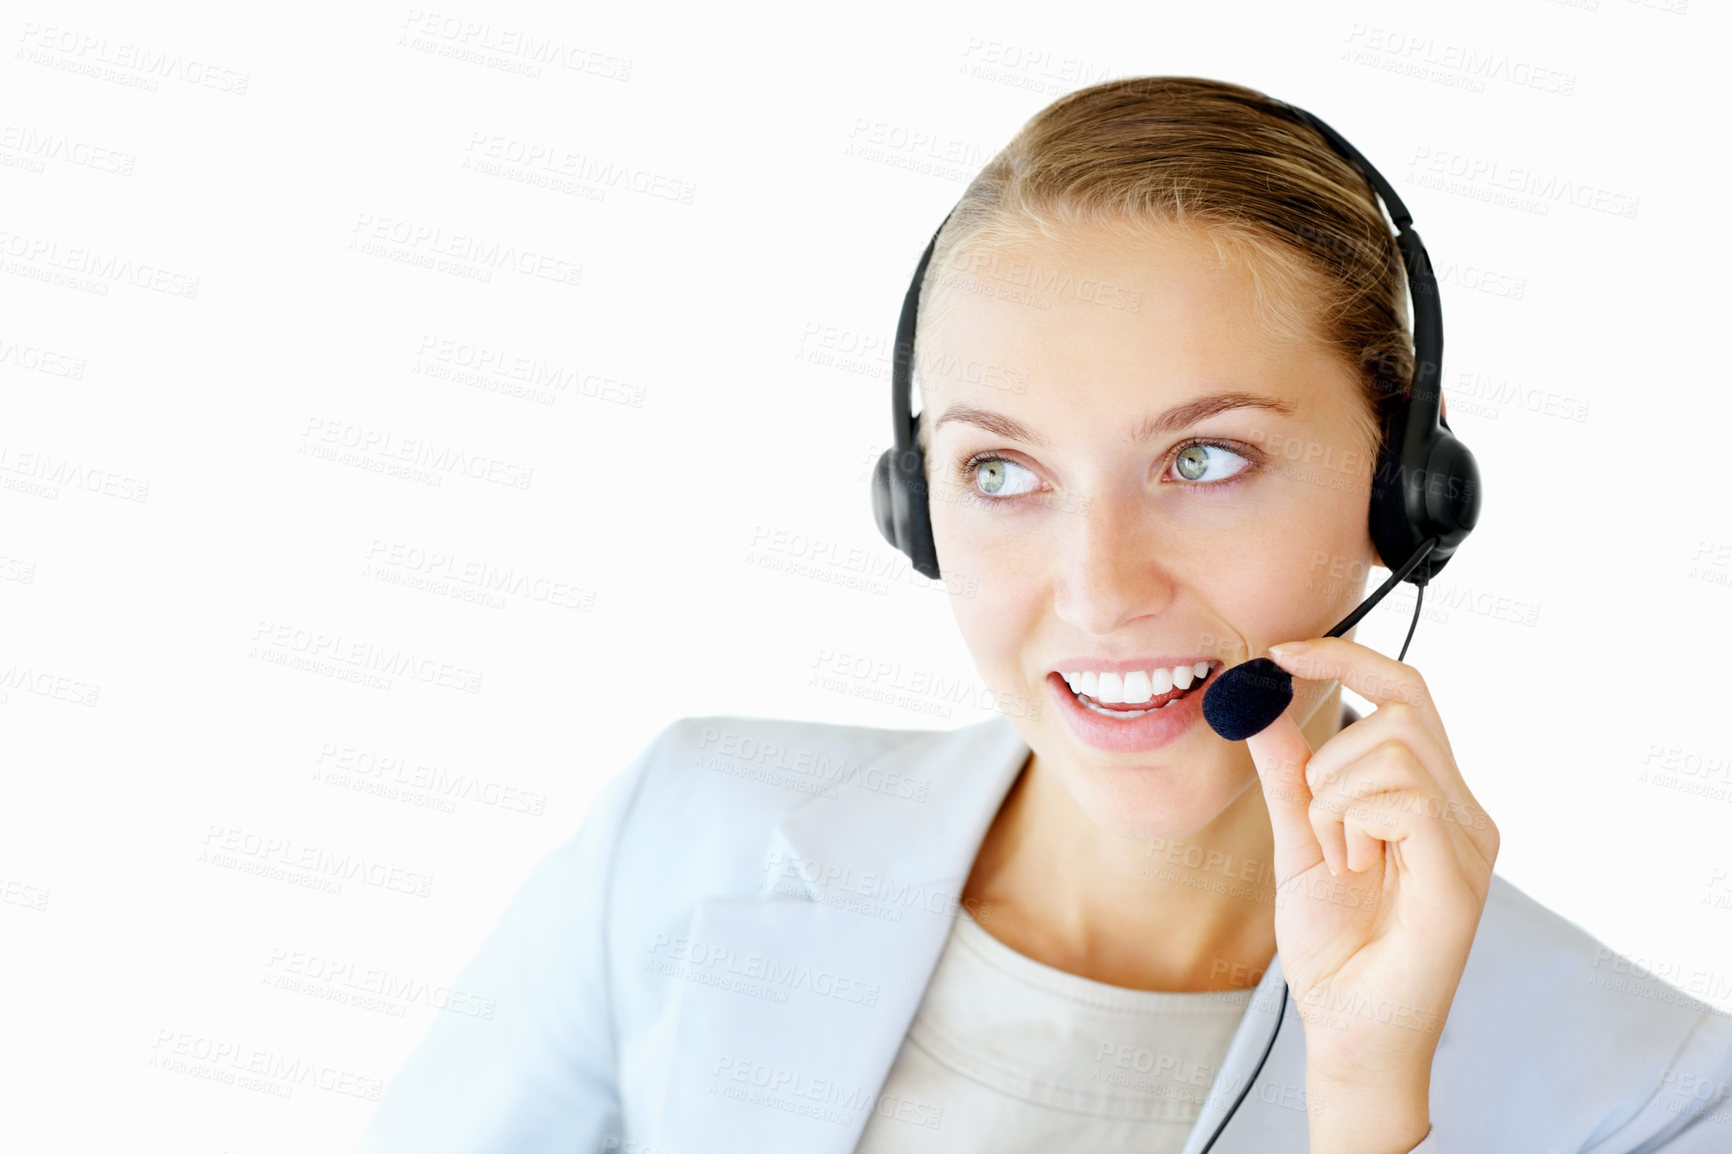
left=913, top=76, right=1409, bottom=463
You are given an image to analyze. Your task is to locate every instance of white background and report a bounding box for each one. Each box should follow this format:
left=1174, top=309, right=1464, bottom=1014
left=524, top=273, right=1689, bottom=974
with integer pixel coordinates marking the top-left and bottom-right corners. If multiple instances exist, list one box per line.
left=3, top=0, right=1728, bottom=1149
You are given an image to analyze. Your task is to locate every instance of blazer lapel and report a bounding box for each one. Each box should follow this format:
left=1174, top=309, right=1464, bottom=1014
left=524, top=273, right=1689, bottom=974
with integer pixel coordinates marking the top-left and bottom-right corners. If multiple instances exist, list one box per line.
left=649, top=714, right=1032, bottom=1154
left=648, top=711, right=1316, bottom=1153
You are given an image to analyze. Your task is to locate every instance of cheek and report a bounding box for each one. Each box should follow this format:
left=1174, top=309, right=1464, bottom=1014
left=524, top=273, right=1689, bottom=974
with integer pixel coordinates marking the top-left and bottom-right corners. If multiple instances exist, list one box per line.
left=941, top=532, right=1047, bottom=684
left=1220, top=485, right=1374, bottom=615
left=933, top=498, right=1045, bottom=597
left=949, top=564, right=1038, bottom=658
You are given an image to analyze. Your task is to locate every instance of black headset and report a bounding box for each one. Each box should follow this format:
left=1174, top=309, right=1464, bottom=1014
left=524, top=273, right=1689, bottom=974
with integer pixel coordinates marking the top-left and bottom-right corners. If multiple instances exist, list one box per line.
left=870, top=90, right=1481, bottom=592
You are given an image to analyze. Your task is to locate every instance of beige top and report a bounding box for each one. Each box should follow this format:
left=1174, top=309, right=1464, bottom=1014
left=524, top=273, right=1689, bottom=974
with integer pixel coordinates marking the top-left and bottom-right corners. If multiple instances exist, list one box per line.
left=852, top=907, right=1257, bottom=1153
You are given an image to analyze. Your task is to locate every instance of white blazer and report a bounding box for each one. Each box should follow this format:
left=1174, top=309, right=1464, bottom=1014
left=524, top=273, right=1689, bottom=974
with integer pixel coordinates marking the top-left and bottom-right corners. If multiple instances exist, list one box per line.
left=354, top=712, right=1732, bottom=1154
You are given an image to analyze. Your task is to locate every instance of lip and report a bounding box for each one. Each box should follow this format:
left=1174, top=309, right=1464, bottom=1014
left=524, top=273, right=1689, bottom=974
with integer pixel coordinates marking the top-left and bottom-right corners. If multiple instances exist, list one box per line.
left=1048, top=667, right=1216, bottom=754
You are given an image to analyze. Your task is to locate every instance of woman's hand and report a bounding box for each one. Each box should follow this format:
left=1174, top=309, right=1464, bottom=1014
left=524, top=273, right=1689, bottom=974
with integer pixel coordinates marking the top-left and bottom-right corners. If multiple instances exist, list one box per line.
left=1245, top=635, right=1499, bottom=1153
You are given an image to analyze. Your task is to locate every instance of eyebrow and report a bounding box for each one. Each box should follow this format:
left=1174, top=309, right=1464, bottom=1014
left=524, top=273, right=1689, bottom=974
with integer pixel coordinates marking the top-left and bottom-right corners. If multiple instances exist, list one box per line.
left=929, top=391, right=1298, bottom=448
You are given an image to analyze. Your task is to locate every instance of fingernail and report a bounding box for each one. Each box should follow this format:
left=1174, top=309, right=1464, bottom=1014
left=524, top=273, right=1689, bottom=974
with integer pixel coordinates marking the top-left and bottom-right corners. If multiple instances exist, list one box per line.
left=1268, top=641, right=1309, bottom=658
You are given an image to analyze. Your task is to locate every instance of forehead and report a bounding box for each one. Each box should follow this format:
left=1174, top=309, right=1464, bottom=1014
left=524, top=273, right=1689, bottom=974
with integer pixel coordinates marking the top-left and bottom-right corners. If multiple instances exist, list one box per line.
left=920, top=221, right=1313, bottom=384
left=913, top=220, right=1358, bottom=436
left=928, top=218, right=1357, bottom=410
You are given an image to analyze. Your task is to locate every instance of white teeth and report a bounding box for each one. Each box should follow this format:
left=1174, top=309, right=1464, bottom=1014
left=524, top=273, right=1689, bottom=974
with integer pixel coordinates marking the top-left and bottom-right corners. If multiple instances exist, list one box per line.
left=1058, top=661, right=1215, bottom=715
left=1060, top=663, right=1211, bottom=692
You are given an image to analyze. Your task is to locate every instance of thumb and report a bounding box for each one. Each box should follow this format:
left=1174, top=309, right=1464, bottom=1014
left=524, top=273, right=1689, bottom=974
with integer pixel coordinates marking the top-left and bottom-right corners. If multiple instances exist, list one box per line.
left=1243, top=710, right=1327, bottom=883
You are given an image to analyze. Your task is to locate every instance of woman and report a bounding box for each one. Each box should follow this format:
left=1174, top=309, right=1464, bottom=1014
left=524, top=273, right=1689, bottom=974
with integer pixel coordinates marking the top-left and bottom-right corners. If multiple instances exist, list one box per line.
left=355, top=78, right=1732, bottom=1154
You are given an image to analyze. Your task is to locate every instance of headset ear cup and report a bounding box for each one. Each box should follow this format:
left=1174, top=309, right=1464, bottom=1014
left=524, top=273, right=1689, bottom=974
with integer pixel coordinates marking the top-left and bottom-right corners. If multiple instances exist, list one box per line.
left=897, top=432, right=941, bottom=580
left=1424, top=434, right=1482, bottom=545
left=871, top=449, right=899, bottom=549
left=1369, top=428, right=1481, bottom=587
left=1368, top=403, right=1412, bottom=581
left=872, top=435, right=943, bottom=580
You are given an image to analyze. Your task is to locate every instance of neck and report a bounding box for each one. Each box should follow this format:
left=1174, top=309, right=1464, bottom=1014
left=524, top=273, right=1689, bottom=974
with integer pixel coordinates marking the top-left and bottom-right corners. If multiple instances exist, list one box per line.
left=961, top=683, right=1346, bottom=992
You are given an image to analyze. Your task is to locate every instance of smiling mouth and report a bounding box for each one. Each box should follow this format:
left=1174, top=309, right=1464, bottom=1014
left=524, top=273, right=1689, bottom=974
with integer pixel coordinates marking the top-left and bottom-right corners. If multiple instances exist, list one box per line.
left=1057, top=663, right=1219, bottom=717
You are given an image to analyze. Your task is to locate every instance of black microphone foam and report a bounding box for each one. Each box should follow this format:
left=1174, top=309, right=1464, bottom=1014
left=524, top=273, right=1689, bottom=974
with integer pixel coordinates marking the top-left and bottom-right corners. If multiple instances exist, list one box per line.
left=1201, top=658, right=1293, bottom=741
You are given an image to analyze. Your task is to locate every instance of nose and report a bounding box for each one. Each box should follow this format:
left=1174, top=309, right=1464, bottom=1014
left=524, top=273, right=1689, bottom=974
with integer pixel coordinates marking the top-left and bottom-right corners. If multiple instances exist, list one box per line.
left=1050, top=484, right=1179, bottom=636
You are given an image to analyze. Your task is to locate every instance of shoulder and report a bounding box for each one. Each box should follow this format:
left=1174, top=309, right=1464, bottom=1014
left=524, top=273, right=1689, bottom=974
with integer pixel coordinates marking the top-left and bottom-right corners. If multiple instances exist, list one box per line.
left=604, top=713, right=949, bottom=890
left=624, top=712, right=943, bottom=819
left=1435, top=872, right=1732, bottom=1140
left=1470, top=872, right=1721, bottom=1025
left=594, top=715, right=973, bottom=1066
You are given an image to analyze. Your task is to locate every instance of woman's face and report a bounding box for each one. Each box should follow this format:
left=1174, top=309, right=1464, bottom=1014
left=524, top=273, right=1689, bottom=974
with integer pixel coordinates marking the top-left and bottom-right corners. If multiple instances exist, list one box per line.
left=919, top=219, right=1383, bottom=840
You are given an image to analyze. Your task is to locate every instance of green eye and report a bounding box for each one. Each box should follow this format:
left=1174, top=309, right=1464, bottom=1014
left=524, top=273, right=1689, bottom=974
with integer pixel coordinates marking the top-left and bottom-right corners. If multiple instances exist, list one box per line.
left=1172, top=442, right=1251, bottom=484
left=973, top=457, right=1036, bottom=497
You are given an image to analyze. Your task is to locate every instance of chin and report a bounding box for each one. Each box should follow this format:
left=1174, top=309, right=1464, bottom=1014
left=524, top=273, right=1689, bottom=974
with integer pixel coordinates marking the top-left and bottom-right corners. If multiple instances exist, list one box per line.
left=1071, top=761, right=1253, bottom=842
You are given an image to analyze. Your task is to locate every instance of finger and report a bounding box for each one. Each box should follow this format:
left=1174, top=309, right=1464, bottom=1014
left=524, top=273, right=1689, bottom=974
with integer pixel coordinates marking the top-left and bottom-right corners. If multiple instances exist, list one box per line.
left=1309, top=752, right=1489, bottom=914
left=1305, top=702, right=1449, bottom=793
left=1301, top=701, right=1497, bottom=865
left=1309, top=743, right=1432, bottom=876
left=1267, top=636, right=1454, bottom=760
left=1344, top=821, right=1383, bottom=876
left=1318, top=746, right=1497, bottom=891
left=1307, top=793, right=1351, bottom=881
left=1242, top=705, right=1336, bottom=879
left=1337, top=786, right=1489, bottom=920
